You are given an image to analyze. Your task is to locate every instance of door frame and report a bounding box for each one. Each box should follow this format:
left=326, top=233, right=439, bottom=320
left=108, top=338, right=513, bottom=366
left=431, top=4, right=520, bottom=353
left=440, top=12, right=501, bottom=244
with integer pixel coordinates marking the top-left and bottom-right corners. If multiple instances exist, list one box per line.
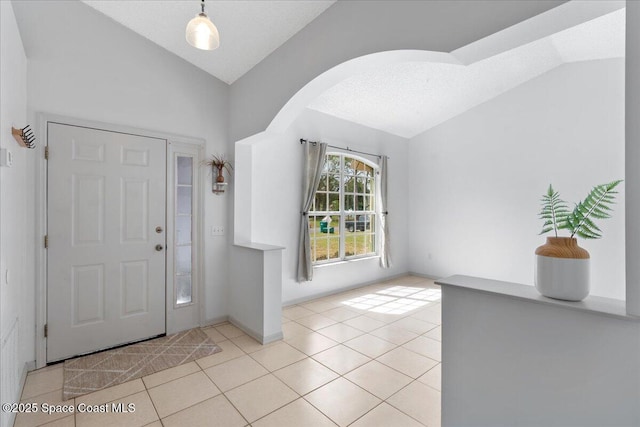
left=35, top=113, right=205, bottom=368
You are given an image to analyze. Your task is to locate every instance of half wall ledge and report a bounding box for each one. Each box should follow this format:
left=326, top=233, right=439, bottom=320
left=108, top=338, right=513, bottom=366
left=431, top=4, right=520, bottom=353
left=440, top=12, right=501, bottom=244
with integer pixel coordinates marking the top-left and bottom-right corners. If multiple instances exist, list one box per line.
left=437, top=274, right=640, bottom=427
left=436, top=274, right=639, bottom=322
left=229, top=242, right=285, bottom=344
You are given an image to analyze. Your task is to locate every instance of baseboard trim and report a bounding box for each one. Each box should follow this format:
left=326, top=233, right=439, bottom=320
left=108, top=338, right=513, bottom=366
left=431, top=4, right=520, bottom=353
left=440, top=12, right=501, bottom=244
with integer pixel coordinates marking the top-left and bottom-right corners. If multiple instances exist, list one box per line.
left=227, top=315, right=282, bottom=345
left=227, top=315, right=260, bottom=341
left=407, top=272, right=442, bottom=281
left=261, top=331, right=284, bottom=344
left=283, top=272, right=411, bottom=307
left=201, top=315, right=230, bottom=328
left=7, top=361, right=36, bottom=427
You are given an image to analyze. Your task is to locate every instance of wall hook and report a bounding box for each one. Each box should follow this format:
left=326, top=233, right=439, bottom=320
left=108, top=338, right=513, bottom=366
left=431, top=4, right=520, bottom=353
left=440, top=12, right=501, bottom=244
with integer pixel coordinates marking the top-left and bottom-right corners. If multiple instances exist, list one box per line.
left=12, top=125, right=36, bottom=149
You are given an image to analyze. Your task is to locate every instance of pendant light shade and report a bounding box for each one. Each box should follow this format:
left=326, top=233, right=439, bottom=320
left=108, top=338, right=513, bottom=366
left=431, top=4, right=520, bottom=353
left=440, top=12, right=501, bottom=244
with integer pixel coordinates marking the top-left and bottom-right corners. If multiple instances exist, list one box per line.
left=186, top=1, right=219, bottom=50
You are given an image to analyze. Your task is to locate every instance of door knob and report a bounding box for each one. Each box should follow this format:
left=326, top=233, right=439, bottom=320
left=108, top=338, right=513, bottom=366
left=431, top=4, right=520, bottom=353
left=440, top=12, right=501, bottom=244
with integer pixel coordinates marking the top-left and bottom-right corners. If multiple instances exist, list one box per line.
left=155, top=244, right=163, bottom=251
left=155, top=226, right=163, bottom=233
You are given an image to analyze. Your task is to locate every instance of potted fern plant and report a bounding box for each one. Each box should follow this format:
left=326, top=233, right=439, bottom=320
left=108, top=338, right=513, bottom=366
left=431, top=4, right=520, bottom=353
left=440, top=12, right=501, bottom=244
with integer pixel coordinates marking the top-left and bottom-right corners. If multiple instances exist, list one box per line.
left=536, top=180, right=622, bottom=301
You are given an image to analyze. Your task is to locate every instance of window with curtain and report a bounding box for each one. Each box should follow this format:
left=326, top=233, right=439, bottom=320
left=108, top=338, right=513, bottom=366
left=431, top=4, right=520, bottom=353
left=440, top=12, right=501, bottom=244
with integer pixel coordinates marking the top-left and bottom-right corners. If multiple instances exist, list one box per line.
left=309, top=153, right=378, bottom=264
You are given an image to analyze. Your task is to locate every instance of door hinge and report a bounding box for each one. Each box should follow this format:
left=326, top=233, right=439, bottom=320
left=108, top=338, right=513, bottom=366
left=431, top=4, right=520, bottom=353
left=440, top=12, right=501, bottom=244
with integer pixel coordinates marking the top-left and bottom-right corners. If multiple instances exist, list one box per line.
left=44, top=324, right=48, bottom=338
left=44, top=146, right=49, bottom=160
left=44, top=235, right=48, bottom=249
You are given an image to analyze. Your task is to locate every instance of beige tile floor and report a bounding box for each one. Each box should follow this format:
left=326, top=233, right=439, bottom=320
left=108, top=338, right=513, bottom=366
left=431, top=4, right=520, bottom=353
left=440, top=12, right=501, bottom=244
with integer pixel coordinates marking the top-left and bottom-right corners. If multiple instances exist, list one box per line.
left=14, top=275, right=441, bottom=427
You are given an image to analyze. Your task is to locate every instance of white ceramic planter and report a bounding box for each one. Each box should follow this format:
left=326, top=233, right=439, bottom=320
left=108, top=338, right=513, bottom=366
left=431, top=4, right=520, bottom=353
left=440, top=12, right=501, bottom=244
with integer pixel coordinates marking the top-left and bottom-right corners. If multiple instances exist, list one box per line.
left=534, top=255, right=590, bottom=301
left=534, top=237, right=590, bottom=301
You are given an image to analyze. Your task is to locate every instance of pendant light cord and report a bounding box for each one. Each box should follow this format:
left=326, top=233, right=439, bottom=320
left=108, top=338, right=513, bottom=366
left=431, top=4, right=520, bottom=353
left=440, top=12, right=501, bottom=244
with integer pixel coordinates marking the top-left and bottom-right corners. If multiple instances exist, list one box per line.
left=201, top=0, right=205, bottom=14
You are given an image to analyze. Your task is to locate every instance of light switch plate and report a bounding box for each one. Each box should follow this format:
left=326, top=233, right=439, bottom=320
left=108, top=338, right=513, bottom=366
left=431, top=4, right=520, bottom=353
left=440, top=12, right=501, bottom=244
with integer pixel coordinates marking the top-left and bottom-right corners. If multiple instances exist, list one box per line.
left=211, top=226, right=225, bottom=236
left=0, top=149, right=13, bottom=167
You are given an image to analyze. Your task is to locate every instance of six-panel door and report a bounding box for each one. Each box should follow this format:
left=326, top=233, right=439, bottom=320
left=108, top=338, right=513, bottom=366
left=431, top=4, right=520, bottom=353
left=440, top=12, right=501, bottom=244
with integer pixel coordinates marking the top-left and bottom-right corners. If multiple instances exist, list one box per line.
left=47, top=123, right=167, bottom=362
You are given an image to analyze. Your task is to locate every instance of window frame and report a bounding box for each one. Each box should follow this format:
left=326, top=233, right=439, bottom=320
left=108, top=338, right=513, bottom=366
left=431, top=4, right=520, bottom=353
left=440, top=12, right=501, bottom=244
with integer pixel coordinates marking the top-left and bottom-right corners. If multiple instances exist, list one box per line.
left=309, top=152, right=379, bottom=265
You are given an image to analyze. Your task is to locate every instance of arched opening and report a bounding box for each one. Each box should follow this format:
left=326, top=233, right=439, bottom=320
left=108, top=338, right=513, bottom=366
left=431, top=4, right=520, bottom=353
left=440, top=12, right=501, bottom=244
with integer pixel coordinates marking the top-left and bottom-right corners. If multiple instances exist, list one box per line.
left=229, top=0, right=629, bottom=343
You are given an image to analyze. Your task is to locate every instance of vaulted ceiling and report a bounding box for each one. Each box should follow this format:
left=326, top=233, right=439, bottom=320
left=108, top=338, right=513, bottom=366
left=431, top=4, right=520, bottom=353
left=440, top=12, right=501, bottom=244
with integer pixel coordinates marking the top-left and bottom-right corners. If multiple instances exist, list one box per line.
left=19, top=1, right=621, bottom=139
left=307, top=8, right=625, bottom=138
left=82, top=0, right=336, bottom=84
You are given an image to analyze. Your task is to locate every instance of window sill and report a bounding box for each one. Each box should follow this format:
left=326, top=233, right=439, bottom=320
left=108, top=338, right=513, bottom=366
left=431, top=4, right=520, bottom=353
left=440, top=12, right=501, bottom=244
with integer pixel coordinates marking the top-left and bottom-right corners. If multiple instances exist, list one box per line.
left=314, top=255, right=380, bottom=269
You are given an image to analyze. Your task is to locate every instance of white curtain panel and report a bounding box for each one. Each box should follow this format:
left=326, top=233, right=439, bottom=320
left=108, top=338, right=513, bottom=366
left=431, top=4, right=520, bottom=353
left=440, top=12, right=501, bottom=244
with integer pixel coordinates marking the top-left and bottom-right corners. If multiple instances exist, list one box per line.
left=379, top=155, right=392, bottom=268
left=297, top=142, right=327, bottom=281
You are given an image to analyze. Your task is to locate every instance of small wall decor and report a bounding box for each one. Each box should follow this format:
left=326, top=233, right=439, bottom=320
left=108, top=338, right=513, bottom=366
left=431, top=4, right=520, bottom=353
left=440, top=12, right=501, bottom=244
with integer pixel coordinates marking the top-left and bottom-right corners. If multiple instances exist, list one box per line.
left=12, top=125, right=36, bottom=149
left=204, top=154, right=233, bottom=194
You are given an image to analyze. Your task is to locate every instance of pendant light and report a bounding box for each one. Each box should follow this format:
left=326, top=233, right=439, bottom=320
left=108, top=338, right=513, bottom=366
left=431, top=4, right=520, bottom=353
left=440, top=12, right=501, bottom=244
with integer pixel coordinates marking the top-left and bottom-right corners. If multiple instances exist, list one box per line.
left=186, top=0, right=220, bottom=50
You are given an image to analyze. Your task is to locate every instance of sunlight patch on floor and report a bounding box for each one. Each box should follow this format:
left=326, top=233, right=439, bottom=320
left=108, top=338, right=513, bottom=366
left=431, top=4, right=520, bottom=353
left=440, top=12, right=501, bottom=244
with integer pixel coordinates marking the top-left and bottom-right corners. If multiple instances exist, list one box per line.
left=341, top=286, right=442, bottom=315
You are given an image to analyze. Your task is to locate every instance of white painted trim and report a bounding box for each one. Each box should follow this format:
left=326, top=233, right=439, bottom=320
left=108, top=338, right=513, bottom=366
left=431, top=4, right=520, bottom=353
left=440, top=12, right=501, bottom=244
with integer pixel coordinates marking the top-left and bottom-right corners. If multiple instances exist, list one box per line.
left=34, top=113, right=47, bottom=368
left=166, top=142, right=205, bottom=334
left=35, top=113, right=205, bottom=367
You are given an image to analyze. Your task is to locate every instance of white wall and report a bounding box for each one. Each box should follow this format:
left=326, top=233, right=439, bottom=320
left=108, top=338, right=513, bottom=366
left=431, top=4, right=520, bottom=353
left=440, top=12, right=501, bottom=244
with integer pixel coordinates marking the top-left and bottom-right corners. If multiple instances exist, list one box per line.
left=12, top=0, right=231, bottom=322
left=248, top=109, right=409, bottom=304
left=409, top=59, right=625, bottom=299
left=441, top=283, right=640, bottom=426
left=229, top=1, right=565, bottom=143
left=0, top=0, right=35, bottom=418
left=229, top=244, right=283, bottom=343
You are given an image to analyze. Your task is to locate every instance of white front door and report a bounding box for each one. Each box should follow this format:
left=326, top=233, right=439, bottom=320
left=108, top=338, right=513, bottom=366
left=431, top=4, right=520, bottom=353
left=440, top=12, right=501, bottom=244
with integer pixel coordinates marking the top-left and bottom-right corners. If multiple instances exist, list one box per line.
left=47, top=123, right=167, bottom=362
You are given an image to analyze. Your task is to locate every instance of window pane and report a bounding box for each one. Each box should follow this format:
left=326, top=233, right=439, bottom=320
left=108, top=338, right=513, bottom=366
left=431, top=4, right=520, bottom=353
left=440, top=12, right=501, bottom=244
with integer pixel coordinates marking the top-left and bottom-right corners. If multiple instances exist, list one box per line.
left=177, top=156, right=193, bottom=185
left=344, top=157, right=355, bottom=175
left=176, top=215, right=191, bottom=245
left=330, top=215, right=341, bottom=237
left=365, top=178, right=373, bottom=194
left=328, top=236, right=339, bottom=259
left=329, top=193, right=339, bottom=211
left=355, top=195, right=364, bottom=211
left=328, top=174, right=340, bottom=192
left=354, top=159, right=368, bottom=174
left=310, top=215, right=319, bottom=262
left=314, top=193, right=327, bottom=211
left=345, top=213, right=356, bottom=233
left=328, top=155, right=340, bottom=173
left=311, top=236, right=317, bottom=262
left=365, top=163, right=374, bottom=177
left=316, top=238, right=329, bottom=261
left=345, top=235, right=356, bottom=257
left=317, top=174, right=327, bottom=191
left=318, top=215, right=335, bottom=235
left=177, top=186, right=192, bottom=215
left=344, top=175, right=355, bottom=193
left=176, top=275, right=192, bottom=305
left=309, top=215, right=320, bottom=236
left=357, top=177, right=366, bottom=193
left=345, top=195, right=354, bottom=212
left=356, top=234, right=367, bottom=255
left=362, top=195, right=375, bottom=211
left=177, top=245, right=192, bottom=274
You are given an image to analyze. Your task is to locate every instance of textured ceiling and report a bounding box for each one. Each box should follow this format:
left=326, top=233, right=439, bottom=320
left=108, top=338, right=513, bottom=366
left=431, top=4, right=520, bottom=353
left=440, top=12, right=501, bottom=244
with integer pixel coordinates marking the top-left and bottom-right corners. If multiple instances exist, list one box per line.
left=307, top=8, right=625, bottom=139
left=82, top=0, right=335, bottom=84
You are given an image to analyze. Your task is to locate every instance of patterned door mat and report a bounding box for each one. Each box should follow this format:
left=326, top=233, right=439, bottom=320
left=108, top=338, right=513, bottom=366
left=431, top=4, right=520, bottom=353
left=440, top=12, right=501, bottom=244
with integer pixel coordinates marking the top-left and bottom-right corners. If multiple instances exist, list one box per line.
left=63, top=328, right=221, bottom=400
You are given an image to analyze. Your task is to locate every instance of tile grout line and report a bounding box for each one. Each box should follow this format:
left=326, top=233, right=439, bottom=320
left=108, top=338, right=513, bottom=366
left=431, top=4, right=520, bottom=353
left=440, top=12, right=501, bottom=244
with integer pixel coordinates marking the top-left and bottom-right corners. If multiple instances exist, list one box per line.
left=382, top=377, right=437, bottom=426
left=229, top=376, right=301, bottom=425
